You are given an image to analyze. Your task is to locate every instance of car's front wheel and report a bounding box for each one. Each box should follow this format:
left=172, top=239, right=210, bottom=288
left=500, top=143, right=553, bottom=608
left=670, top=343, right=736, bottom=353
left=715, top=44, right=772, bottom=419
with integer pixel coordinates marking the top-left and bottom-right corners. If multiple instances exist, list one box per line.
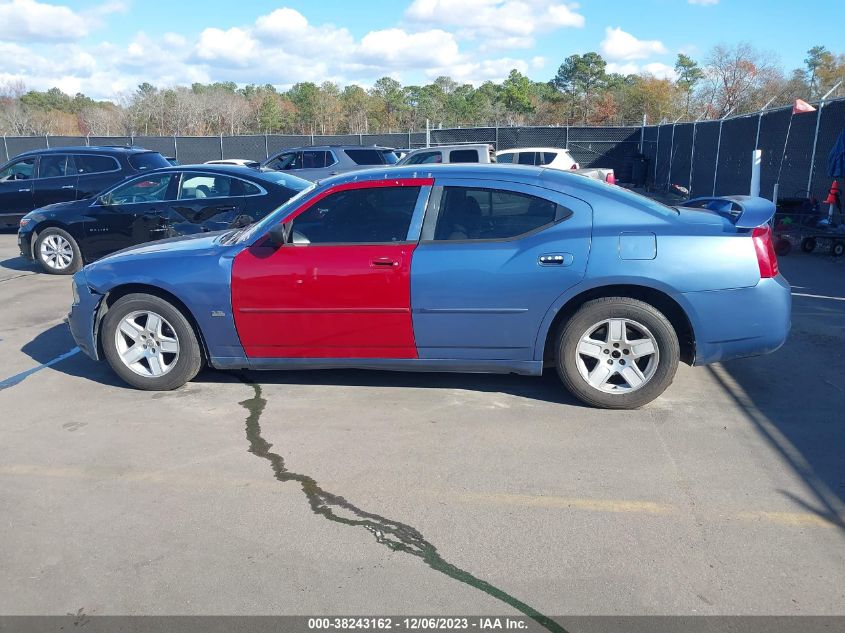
left=556, top=297, right=680, bottom=409
left=101, top=293, right=202, bottom=390
left=35, top=227, right=81, bottom=275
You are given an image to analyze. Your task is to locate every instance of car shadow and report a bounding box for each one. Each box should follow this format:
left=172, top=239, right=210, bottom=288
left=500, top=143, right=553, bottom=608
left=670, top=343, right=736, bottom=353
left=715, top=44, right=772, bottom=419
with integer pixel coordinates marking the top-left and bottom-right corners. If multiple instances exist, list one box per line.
left=21, top=323, right=584, bottom=406
left=710, top=253, right=845, bottom=532
left=0, top=255, right=37, bottom=273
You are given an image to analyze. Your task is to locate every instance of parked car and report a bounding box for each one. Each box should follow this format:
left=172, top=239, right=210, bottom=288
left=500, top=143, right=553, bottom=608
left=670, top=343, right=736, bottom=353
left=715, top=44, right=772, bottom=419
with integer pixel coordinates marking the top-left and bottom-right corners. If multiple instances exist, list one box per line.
left=67, top=164, right=790, bottom=409
left=395, top=144, right=495, bottom=165
left=206, top=159, right=260, bottom=169
left=261, top=145, right=398, bottom=181
left=18, top=165, right=310, bottom=274
left=496, top=147, right=616, bottom=184
left=0, top=146, right=170, bottom=229
left=165, top=156, right=179, bottom=166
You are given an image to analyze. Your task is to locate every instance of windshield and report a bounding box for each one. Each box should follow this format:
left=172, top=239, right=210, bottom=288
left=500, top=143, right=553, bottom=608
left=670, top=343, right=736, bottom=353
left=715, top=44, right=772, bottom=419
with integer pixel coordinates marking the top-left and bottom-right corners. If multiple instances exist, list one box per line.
left=234, top=181, right=316, bottom=244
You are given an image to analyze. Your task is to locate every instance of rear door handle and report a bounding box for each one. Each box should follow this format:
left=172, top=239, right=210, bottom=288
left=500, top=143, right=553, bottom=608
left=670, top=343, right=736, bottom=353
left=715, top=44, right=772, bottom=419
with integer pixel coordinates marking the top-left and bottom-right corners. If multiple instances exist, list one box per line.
left=18, top=188, right=30, bottom=192
left=538, top=253, right=574, bottom=266
left=371, top=257, right=399, bottom=267
left=61, top=185, right=75, bottom=189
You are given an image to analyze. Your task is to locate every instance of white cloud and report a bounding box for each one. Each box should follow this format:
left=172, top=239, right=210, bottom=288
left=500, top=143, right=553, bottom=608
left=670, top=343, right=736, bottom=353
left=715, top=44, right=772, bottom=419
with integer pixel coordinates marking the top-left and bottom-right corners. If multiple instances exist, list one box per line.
left=405, top=0, right=584, bottom=47
left=0, top=0, right=88, bottom=42
left=607, top=61, right=677, bottom=80
left=356, top=29, right=460, bottom=68
left=431, top=57, right=530, bottom=84
left=689, top=0, right=718, bottom=5
left=195, top=27, right=258, bottom=67
left=600, top=27, right=667, bottom=61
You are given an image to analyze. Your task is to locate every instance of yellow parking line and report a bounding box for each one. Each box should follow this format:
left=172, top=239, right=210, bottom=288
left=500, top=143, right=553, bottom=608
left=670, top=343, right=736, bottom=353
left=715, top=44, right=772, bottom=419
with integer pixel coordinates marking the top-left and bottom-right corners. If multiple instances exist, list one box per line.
left=456, top=491, right=675, bottom=514
left=736, top=511, right=842, bottom=529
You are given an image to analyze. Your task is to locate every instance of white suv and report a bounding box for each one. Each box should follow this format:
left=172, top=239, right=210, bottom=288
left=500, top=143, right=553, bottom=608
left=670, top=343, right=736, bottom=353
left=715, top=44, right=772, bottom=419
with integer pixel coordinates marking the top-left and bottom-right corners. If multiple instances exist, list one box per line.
left=495, top=147, right=579, bottom=170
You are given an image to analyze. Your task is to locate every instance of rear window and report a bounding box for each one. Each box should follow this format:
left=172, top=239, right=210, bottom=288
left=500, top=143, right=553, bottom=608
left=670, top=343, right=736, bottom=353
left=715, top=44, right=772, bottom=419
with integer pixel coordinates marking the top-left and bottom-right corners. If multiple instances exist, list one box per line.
left=344, top=149, right=386, bottom=165
left=449, top=149, right=480, bottom=163
left=128, top=152, right=169, bottom=171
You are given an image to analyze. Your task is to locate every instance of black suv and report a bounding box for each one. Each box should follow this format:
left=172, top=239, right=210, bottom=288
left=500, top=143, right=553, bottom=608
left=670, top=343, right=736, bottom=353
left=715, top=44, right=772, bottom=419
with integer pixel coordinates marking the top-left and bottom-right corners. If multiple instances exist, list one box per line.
left=0, top=146, right=169, bottom=228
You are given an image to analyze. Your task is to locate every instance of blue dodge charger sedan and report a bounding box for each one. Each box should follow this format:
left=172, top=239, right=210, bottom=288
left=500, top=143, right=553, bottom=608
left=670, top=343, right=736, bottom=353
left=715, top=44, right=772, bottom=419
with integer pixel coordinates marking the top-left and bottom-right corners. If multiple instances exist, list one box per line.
left=67, top=164, right=790, bottom=409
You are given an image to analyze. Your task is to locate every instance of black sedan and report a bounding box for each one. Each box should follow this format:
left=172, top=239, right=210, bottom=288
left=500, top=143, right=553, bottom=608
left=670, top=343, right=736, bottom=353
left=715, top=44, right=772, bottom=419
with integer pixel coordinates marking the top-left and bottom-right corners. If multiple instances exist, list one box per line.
left=18, top=165, right=311, bottom=274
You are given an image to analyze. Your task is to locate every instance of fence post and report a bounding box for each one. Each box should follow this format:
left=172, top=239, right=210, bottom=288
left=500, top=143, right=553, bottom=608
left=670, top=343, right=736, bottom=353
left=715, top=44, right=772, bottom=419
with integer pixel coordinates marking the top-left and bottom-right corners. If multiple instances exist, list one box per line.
left=565, top=125, right=569, bottom=150
left=45, top=134, right=50, bottom=148
left=173, top=136, right=178, bottom=161
left=264, top=132, right=269, bottom=159
left=408, top=130, right=411, bottom=149
left=755, top=97, right=775, bottom=149
left=2, top=136, right=7, bottom=162
left=219, top=134, right=224, bottom=160
left=359, top=133, right=363, bottom=145
left=712, top=108, right=735, bottom=196
left=807, top=82, right=842, bottom=194
left=652, top=125, right=659, bottom=187
left=85, top=133, right=90, bottom=147
left=310, top=133, right=314, bottom=146
left=494, top=125, right=499, bottom=150
left=688, top=121, right=697, bottom=195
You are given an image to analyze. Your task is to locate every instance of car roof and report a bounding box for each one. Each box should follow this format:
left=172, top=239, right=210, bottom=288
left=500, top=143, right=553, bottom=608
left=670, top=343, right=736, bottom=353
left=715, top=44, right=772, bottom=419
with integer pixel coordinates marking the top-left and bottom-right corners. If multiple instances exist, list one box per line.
left=268, top=145, right=394, bottom=153
left=496, top=147, right=571, bottom=153
left=406, top=144, right=491, bottom=152
left=16, top=145, right=159, bottom=157
left=148, top=163, right=310, bottom=186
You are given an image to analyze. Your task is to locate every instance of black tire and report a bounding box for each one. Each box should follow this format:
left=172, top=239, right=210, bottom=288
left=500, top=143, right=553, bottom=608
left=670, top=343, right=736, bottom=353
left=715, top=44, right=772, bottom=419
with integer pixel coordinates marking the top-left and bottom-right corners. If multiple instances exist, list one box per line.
left=801, top=237, right=817, bottom=253
left=774, top=238, right=791, bottom=256
left=833, top=241, right=845, bottom=257
left=34, top=227, right=81, bottom=275
left=556, top=297, right=680, bottom=409
left=101, top=293, right=202, bottom=391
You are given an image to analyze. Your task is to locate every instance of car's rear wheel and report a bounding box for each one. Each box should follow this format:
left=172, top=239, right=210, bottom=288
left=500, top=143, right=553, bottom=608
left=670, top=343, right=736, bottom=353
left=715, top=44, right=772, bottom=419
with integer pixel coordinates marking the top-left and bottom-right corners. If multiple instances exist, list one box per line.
left=832, top=241, right=845, bottom=257
left=556, top=297, right=680, bottom=409
left=35, top=227, right=81, bottom=275
left=101, top=293, right=202, bottom=390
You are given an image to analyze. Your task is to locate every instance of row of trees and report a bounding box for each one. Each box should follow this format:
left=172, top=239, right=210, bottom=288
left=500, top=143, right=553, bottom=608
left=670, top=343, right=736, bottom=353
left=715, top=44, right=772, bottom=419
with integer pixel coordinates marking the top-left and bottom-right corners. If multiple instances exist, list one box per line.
left=1, top=43, right=843, bottom=137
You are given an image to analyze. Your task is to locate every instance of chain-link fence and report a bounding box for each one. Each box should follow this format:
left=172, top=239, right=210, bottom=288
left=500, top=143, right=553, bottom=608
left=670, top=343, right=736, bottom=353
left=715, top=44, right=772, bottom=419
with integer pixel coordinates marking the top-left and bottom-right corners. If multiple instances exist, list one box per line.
left=641, top=96, right=845, bottom=199
left=4, top=100, right=843, bottom=200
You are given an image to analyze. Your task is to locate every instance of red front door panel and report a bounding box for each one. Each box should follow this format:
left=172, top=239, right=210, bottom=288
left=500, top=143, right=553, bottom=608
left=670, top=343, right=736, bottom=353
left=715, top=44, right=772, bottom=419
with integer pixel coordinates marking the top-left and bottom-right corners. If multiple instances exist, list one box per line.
left=232, top=243, right=417, bottom=358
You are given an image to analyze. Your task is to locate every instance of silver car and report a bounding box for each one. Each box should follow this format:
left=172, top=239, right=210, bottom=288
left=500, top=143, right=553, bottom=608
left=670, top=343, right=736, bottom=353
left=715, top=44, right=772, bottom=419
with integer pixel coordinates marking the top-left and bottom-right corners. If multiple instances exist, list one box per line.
left=261, top=145, right=398, bottom=181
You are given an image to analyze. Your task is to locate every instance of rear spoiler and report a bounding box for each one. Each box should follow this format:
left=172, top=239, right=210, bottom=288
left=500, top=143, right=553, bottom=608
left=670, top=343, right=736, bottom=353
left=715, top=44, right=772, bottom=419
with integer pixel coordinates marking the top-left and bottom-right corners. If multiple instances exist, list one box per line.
left=683, top=195, right=776, bottom=229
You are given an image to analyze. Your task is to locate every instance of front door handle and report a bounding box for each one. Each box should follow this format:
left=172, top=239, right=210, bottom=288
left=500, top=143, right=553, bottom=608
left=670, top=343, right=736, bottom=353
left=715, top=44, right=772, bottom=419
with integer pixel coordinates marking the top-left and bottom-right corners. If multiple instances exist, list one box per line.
left=538, top=253, right=574, bottom=266
left=61, top=185, right=75, bottom=190
left=18, top=188, right=30, bottom=192
left=371, top=257, right=399, bottom=267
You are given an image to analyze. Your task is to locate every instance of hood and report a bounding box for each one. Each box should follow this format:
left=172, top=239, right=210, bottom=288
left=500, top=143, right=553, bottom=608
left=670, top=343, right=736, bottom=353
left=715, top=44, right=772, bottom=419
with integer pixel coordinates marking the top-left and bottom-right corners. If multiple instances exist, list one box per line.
left=24, top=198, right=91, bottom=219
left=98, top=230, right=231, bottom=262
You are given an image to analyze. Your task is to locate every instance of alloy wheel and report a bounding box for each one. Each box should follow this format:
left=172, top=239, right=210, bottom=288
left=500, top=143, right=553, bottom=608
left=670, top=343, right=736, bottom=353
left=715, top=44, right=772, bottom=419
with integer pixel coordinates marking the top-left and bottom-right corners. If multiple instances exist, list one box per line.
left=575, top=318, right=659, bottom=394
left=114, top=310, right=180, bottom=377
left=39, top=234, right=74, bottom=270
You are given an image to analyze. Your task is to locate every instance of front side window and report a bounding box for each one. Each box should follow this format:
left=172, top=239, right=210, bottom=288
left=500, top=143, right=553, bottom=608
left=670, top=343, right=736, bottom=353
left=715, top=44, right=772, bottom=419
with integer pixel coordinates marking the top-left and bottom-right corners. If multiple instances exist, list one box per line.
left=267, top=152, right=302, bottom=171
left=432, top=186, right=569, bottom=241
left=0, top=157, right=36, bottom=181
left=179, top=174, right=235, bottom=200
left=496, top=152, right=514, bottom=164
left=74, top=154, right=119, bottom=174
left=302, top=151, right=333, bottom=169
left=405, top=151, right=442, bottom=165
left=110, top=174, right=175, bottom=205
left=290, top=186, right=420, bottom=244
left=449, top=149, right=479, bottom=163
left=39, top=154, right=73, bottom=178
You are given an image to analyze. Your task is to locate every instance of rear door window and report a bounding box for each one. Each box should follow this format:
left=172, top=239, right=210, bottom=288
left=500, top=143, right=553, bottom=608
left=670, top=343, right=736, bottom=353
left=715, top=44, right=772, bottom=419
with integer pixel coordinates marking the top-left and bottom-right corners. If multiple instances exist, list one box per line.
left=540, top=152, right=558, bottom=166
left=432, top=186, right=569, bottom=241
left=179, top=173, right=239, bottom=199
left=267, top=152, right=302, bottom=171
left=517, top=152, right=536, bottom=166
left=74, top=154, right=119, bottom=174
left=449, top=149, right=480, bottom=163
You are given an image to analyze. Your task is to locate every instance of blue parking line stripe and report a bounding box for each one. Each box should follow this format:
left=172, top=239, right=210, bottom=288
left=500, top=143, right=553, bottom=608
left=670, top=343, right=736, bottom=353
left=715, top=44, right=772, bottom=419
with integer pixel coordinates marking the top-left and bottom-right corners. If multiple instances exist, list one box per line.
left=0, top=347, right=81, bottom=391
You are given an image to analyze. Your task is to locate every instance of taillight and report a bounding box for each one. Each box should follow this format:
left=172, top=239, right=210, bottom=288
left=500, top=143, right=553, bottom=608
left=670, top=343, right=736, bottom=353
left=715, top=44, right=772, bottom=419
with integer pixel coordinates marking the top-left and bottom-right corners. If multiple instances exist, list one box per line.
left=752, top=224, right=778, bottom=278
left=605, top=172, right=616, bottom=185
left=570, top=163, right=579, bottom=170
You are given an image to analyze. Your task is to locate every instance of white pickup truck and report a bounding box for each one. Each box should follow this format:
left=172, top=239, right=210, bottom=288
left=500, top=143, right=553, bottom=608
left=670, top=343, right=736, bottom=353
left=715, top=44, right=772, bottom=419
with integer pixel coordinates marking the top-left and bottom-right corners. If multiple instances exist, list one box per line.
left=496, top=147, right=616, bottom=185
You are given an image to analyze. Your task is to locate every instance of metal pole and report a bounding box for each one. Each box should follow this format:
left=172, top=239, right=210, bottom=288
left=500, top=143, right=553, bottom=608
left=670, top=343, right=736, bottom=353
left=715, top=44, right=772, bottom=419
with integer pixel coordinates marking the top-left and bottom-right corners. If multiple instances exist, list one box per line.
left=495, top=124, right=499, bottom=151
left=264, top=132, right=269, bottom=159
left=712, top=107, right=736, bottom=196
left=688, top=122, right=697, bottom=195
left=174, top=135, right=178, bottom=161
left=751, top=149, right=762, bottom=196
left=652, top=125, right=659, bottom=187
left=2, top=136, right=7, bottom=162
left=806, top=81, right=842, bottom=194
left=640, top=113, right=646, bottom=153
left=565, top=125, right=569, bottom=150
left=755, top=96, right=775, bottom=149
left=45, top=134, right=50, bottom=148
left=425, top=119, right=430, bottom=148
left=219, top=134, right=224, bottom=160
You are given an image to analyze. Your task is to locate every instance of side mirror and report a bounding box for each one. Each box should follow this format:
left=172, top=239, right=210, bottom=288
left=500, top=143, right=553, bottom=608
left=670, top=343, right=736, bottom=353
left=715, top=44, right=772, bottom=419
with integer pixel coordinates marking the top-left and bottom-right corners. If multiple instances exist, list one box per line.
left=267, top=223, right=288, bottom=246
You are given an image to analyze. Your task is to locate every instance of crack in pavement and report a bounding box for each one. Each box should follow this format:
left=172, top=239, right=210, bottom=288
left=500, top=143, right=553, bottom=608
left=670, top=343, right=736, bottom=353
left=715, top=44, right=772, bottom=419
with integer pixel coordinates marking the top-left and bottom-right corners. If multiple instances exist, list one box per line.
left=237, top=375, right=565, bottom=633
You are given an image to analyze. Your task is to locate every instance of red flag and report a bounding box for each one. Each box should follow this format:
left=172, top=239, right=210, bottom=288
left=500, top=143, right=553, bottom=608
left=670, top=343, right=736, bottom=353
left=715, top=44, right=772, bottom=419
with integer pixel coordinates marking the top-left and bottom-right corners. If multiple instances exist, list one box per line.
left=792, top=99, right=817, bottom=114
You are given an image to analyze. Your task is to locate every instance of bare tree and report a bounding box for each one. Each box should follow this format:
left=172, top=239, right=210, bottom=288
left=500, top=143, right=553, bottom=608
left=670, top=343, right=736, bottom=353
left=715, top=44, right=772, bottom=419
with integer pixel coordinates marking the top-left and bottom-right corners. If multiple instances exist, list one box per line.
left=701, top=43, right=781, bottom=117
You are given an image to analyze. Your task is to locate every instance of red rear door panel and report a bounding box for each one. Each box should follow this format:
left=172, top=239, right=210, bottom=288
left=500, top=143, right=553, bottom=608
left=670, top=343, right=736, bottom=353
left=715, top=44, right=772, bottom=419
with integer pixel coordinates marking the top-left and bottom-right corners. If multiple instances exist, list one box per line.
left=232, top=243, right=417, bottom=358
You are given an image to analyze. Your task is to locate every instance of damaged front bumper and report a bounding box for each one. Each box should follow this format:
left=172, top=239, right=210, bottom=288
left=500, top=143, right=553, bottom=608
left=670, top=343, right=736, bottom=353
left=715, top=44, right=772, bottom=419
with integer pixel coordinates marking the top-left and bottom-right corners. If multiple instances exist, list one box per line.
left=67, top=270, right=104, bottom=361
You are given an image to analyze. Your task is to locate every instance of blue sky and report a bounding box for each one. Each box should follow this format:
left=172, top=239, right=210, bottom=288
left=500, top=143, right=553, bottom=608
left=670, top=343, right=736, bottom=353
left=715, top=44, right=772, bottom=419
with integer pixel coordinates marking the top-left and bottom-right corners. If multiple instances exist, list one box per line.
left=0, top=0, right=839, bottom=99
